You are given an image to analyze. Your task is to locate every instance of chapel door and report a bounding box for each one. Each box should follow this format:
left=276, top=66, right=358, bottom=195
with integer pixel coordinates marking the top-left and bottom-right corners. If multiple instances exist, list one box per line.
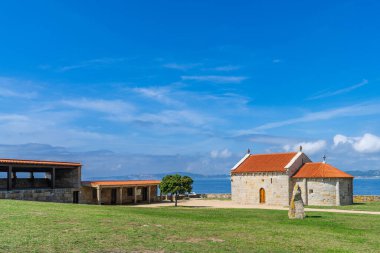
left=259, top=188, right=265, bottom=204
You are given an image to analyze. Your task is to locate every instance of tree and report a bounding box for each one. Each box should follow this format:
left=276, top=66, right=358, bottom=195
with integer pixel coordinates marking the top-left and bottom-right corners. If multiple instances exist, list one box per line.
left=159, top=174, right=193, bottom=207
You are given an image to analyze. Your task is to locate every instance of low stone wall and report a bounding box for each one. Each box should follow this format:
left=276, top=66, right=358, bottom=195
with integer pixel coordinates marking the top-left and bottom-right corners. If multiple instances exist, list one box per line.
left=354, top=195, right=380, bottom=202
left=201, top=193, right=231, bottom=199
left=0, top=188, right=78, bottom=203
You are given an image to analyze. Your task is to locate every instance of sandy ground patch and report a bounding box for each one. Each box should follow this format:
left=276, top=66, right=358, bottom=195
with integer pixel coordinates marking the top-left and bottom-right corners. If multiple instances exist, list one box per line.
left=133, top=199, right=380, bottom=215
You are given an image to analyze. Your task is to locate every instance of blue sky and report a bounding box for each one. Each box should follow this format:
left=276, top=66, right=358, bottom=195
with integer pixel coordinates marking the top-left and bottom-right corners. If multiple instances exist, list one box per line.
left=1, top=0, right=380, bottom=177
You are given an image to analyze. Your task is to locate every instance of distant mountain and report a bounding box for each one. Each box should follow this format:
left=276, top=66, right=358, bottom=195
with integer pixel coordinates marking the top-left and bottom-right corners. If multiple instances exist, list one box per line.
left=346, top=170, right=380, bottom=178
left=85, top=170, right=380, bottom=181
left=86, top=172, right=229, bottom=181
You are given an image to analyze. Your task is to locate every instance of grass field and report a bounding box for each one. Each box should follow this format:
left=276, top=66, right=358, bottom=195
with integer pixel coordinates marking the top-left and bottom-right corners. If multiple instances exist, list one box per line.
left=0, top=200, right=379, bottom=252
left=308, top=202, right=380, bottom=212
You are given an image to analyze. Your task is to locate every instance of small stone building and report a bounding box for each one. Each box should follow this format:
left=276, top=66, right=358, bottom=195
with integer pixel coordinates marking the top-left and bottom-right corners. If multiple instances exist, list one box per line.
left=80, top=180, right=161, bottom=205
left=292, top=162, right=353, bottom=206
left=0, top=158, right=161, bottom=205
left=0, top=158, right=81, bottom=203
left=231, top=151, right=353, bottom=206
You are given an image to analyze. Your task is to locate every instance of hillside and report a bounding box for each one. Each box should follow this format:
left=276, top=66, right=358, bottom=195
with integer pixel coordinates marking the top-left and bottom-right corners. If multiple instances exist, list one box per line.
left=347, top=170, right=380, bottom=178
left=86, top=170, right=380, bottom=181
left=86, top=172, right=229, bottom=181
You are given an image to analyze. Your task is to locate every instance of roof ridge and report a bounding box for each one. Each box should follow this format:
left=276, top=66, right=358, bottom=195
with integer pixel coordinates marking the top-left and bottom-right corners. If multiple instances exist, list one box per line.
left=292, top=162, right=354, bottom=178
left=0, top=158, right=80, bottom=164
left=248, top=152, right=297, bottom=156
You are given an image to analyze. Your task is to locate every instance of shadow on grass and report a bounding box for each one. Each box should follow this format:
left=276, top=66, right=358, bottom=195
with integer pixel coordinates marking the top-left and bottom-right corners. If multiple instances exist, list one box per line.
left=306, top=215, right=322, bottom=218
left=179, top=206, right=210, bottom=208
left=161, top=206, right=210, bottom=208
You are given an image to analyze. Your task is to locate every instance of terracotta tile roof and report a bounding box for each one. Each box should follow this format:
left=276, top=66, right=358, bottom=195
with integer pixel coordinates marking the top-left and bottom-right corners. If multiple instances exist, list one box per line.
left=83, top=180, right=161, bottom=187
left=292, top=162, right=354, bottom=178
left=0, top=158, right=81, bottom=167
left=231, top=152, right=298, bottom=173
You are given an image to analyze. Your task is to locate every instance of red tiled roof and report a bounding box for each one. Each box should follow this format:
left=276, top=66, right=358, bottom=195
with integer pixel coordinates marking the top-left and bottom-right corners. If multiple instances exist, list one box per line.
left=292, top=162, right=354, bottom=178
left=0, top=158, right=81, bottom=167
left=83, top=180, right=161, bottom=187
left=231, top=152, right=298, bottom=173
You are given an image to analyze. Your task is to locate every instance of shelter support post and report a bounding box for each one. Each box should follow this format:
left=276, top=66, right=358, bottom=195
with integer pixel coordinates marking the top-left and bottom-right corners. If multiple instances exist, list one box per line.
left=134, top=186, right=137, bottom=204
left=7, top=166, right=12, bottom=191
left=119, top=187, right=123, bottom=205
left=97, top=186, right=102, bottom=205
left=51, top=167, right=56, bottom=189
left=148, top=186, right=151, bottom=203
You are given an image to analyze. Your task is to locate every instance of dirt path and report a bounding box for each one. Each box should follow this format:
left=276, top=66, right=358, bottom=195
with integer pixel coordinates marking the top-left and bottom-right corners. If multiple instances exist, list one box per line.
left=134, top=199, right=380, bottom=215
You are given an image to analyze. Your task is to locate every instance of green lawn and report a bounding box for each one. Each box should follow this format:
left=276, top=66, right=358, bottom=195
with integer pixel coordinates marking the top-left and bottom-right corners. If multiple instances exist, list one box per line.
left=0, top=200, right=379, bottom=252
left=308, top=202, right=380, bottom=212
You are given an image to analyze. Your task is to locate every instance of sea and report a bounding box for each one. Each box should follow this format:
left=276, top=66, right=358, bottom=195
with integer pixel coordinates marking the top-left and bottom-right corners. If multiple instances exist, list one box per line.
left=192, top=178, right=380, bottom=195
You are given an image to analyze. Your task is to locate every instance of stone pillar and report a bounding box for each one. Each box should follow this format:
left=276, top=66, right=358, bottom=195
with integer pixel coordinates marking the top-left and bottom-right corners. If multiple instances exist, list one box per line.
left=288, top=184, right=305, bottom=219
left=97, top=186, right=102, bottom=205
left=51, top=167, right=56, bottom=189
left=335, top=180, right=340, bottom=206
left=119, top=188, right=123, bottom=205
left=7, top=166, right=12, bottom=191
left=134, top=186, right=137, bottom=204
left=148, top=186, right=151, bottom=203
left=303, top=178, right=308, bottom=206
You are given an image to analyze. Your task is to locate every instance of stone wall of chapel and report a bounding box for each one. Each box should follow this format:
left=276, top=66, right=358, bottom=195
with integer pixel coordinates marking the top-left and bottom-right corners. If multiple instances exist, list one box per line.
left=291, top=178, right=337, bottom=206
left=286, top=153, right=312, bottom=176
left=231, top=173, right=290, bottom=206
left=291, top=178, right=353, bottom=206
left=339, top=178, right=353, bottom=205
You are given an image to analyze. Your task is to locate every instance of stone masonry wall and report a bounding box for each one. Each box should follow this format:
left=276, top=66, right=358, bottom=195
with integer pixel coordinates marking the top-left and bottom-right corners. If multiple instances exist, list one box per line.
left=292, top=178, right=336, bottom=205
left=0, top=178, right=50, bottom=189
left=55, top=169, right=80, bottom=188
left=202, top=193, right=231, bottom=199
left=339, top=178, right=353, bottom=205
left=291, top=178, right=353, bottom=206
left=0, top=188, right=77, bottom=203
left=287, top=153, right=312, bottom=176
left=231, top=173, right=290, bottom=206
left=354, top=195, right=380, bottom=202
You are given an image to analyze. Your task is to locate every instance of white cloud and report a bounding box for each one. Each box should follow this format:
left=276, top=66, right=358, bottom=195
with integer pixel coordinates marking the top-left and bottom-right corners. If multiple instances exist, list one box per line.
left=132, top=87, right=180, bottom=106
left=61, top=98, right=134, bottom=115
left=0, top=114, right=29, bottom=121
left=283, top=140, right=326, bottom=154
left=206, top=65, right=241, bottom=72
left=181, top=75, right=248, bottom=83
left=0, top=110, right=118, bottom=149
left=137, top=110, right=209, bottom=126
left=0, top=77, right=38, bottom=98
left=308, top=79, right=368, bottom=100
left=334, top=133, right=380, bottom=153
left=210, top=148, right=232, bottom=158
left=333, top=134, right=351, bottom=146
left=238, top=102, right=380, bottom=133
left=163, top=63, right=200, bottom=70
left=59, top=58, right=126, bottom=72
